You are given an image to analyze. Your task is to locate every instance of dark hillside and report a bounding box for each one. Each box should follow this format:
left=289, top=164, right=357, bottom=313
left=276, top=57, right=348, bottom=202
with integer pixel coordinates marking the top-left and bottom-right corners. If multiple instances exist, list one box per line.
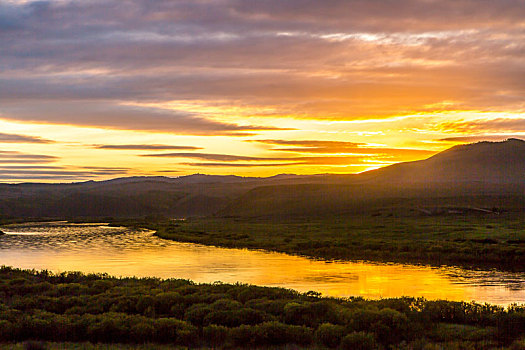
left=0, top=139, right=523, bottom=218
left=221, top=139, right=525, bottom=217
left=358, top=138, right=525, bottom=184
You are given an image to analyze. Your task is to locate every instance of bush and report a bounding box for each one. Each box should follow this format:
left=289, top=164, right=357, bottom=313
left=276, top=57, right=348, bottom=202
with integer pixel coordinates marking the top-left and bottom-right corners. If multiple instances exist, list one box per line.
left=130, top=321, right=155, bottom=342
left=203, top=307, right=271, bottom=327
left=341, top=331, right=378, bottom=350
left=154, top=292, right=182, bottom=315
left=155, top=317, right=197, bottom=344
left=203, top=324, right=229, bottom=346
left=315, top=323, right=346, bottom=348
left=283, top=301, right=336, bottom=327
left=256, top=321, right=312, bottom=346
left=229, top=322, right=313, bottom=347
left=0, top=268, right=523, bottom=349
left=184, top=304, right=212, bottom=327
left=24, top=341, right=47, bottom=350
left=0, top=320, right=13, bottom=341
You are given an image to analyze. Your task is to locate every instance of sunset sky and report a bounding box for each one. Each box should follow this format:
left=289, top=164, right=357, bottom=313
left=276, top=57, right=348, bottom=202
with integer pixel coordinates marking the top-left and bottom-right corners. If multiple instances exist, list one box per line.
left=1, top=0, right=524, bottom=182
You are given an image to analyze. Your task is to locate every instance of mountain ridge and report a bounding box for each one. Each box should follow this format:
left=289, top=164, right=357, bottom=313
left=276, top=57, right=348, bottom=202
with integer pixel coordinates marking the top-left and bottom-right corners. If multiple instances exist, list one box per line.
left=357, top=138, right=525, bottom=184
left=0, top=139, right=523, bottom=218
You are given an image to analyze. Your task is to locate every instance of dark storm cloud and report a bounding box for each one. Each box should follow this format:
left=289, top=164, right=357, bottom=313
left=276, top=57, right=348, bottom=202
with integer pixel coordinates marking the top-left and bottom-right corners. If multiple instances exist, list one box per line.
left=1, top=0, right=523, bottom=129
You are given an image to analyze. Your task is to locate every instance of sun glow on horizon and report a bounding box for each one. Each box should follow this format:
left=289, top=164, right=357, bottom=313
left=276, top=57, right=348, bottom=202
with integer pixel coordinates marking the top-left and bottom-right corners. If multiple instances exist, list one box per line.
left=1, top=0, right=523, bottom=182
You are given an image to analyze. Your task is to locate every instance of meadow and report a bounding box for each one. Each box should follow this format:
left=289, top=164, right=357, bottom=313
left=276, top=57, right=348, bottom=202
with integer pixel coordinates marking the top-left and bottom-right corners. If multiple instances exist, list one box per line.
left=116, top=212, right=525, bottom=272
left=2, top=211, right=525, bottom=348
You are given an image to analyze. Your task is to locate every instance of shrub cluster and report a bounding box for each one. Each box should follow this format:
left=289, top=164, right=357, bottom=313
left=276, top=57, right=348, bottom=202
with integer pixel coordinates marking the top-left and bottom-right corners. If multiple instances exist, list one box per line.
left=0, top=267, right=524, bottom=349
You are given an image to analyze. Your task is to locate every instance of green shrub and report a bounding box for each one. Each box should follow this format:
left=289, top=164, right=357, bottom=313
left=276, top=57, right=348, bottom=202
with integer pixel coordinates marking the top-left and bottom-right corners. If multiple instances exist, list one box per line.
left=0, top=319, right=14, bottom=341
left=315, top=323, right=346, bottom=348
left=203, top=324, right=229, bottom=346
left=154, top=292, right=182, bottom=315
left=23, top=341, right=47, bottom=350
left=0, top=268, right=523, bottom=348
left=284, top=301, right=337, bottom=327
left=203, top=308, right=271, bottom=327
left=154, top=317, right=196, bottom=344
left=341, top=331, right=378, bottom=350
left=229, top=322, right=313, bottom=347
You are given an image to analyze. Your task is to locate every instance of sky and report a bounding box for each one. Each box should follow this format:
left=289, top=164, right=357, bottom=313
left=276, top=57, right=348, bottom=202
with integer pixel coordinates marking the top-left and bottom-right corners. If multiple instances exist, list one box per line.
left=0, top=0, right=524, bottom=182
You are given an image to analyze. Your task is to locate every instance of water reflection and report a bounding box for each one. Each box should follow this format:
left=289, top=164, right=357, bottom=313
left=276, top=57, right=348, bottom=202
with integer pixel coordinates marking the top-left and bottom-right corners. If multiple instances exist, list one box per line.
left=0, top=222, right=524, bottom=306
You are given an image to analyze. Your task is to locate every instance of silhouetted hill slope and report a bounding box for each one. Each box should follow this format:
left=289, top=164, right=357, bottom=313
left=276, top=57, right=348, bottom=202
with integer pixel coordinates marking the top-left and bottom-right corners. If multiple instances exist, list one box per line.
left=0, top=174, right=319, bottom=218
left=220, top=139, right=525, bottom=217
left=358, top=138, right=525, bottom=184
left=0, top=139, right=523, bottom=218
left=174, top=174, right=258, bottom=184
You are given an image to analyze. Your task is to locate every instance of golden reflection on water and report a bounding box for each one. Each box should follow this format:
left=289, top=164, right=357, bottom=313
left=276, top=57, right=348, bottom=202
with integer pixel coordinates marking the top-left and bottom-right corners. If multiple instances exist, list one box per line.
left=0, top=224, right=524, bottom=306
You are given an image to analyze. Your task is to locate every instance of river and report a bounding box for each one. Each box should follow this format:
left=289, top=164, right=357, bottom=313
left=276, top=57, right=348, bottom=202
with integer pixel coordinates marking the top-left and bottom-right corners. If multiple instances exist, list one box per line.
left=0, top=222, right=524, bottom=306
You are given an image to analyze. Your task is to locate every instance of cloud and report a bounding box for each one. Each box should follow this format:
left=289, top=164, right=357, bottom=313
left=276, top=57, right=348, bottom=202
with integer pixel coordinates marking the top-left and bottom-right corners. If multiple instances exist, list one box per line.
left=142, top=151, right=369, bottom=165
left=437, top=135, right=525, bottom=143
left=95, top=144, right=202, bottom=150
left=142, top=152, right=285, bottom=162
left=0, top=166, right=63, bottom=170
left=0, top=164, right=130, bottom=182
left=0, top=0, right=524, bottom=182
left=155, top=170, right=181, bottom=173
left=0, top=175, right=80, bottom=181
left=0, top=0, right=523, bottom=130
left=250, top=139, right=435, bottom=158
left=435, top=118, right=525, bottom=134
left=182, top=162, right=301, bottom=167
left=0, top=102, right=290, bottom=135
left=250, top=140, right=364, bottom=153
left=0, top=159, right=57, bottom=164
left=0, top=132, right=53, bottom=143
left=0, top=151, right=58, bottom=162
left=0, top=169, right=121, bottom=176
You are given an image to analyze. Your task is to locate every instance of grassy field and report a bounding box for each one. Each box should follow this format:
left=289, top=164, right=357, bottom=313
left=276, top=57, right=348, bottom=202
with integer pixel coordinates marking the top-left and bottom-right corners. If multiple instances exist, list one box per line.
left=120, top=212, right=525, bottom=271
left=1, top=267, right=524, bottom=349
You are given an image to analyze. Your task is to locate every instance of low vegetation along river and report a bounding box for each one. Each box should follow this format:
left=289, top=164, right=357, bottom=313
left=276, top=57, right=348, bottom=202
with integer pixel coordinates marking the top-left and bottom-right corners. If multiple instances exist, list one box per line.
left=0, top=222, right=524, bottom=306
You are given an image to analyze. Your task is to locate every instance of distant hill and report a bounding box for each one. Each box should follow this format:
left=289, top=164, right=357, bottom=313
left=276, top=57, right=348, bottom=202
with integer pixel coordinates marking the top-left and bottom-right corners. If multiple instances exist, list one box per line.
left=220, top=139, right=525, bottom=217
left=358, top=138, right=525, bottom=184
left=0, top=139, right=523, bottom=219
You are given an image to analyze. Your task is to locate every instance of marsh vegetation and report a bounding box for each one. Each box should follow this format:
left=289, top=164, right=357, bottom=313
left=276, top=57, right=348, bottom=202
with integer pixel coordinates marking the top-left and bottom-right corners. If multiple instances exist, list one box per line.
left=120, top=212, right=525, bottom=272
left=1, top=267, right=525, bottom=349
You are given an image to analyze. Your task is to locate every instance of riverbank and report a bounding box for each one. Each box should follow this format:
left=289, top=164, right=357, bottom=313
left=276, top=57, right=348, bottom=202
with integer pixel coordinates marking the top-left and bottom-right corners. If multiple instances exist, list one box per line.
left=4, top=212, right=524, bottom=272
left=124, top=213, right=525, bottom=272
left=2, top=221, right=524, bottom=306
left=0, top=267, right=524, bottom=349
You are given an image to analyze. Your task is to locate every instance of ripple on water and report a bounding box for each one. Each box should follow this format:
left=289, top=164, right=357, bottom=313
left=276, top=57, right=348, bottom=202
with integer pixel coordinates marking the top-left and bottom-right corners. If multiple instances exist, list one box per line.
left=0, top=223, right=524, bottom=306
